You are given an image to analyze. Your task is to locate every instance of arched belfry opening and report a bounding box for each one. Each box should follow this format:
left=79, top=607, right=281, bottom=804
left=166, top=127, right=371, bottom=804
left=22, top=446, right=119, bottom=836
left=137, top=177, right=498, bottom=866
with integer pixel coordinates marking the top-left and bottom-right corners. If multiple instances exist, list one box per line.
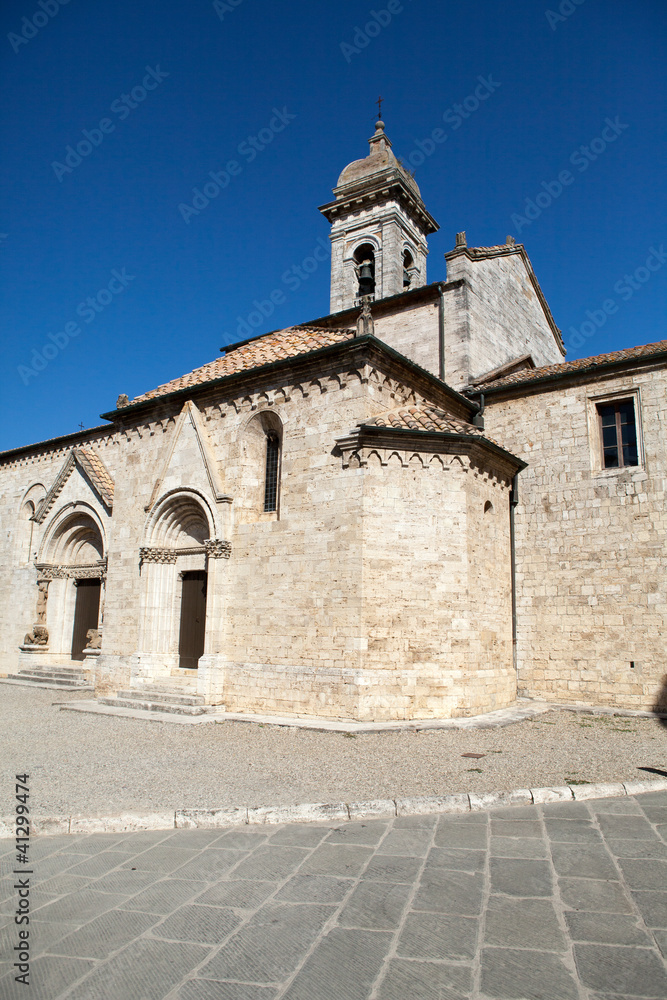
left=319, top=119, right=439, bottom=313
left=354, top=243, right=376, bottom=302
left=403, top=248, right=415, bottom=288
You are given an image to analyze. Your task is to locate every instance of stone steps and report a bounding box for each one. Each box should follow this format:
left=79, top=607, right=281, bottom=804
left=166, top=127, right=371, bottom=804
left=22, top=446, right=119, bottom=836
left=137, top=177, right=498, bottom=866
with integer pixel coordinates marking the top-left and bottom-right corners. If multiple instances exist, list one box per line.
left=98, top=680, right=223, bottom=716
left=116, top=689, right=204, bottom=707
left=141, top=682, right=199, bottom=696
left=97, top=696, right=209, bottom=716
left=3, top=666, right=92, bottom=689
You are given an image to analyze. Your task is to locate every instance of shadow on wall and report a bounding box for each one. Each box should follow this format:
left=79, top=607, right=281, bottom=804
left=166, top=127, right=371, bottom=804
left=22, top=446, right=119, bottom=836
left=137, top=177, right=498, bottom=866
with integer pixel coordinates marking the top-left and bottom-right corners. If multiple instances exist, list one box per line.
left=652, top=673, right=667, bottom=730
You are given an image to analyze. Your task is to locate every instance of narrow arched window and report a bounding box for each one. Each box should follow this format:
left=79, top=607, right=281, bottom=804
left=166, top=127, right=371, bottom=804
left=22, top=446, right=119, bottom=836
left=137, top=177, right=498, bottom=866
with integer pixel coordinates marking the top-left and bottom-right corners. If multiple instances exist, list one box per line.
left=264, top=433, right=280, bottom=512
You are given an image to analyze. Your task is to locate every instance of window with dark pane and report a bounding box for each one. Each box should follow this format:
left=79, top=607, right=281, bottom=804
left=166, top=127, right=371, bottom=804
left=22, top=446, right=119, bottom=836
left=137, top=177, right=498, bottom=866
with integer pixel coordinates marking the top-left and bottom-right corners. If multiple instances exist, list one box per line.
left=263, top=433, right=280, bottom=512
left=597, top=400, right=638, bottom=469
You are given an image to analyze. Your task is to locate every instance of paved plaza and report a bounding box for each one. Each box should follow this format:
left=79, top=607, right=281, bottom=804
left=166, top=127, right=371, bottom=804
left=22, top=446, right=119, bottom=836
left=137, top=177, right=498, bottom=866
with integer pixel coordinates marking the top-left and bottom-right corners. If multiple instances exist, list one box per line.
left=0, top=790, right=666, bottom=999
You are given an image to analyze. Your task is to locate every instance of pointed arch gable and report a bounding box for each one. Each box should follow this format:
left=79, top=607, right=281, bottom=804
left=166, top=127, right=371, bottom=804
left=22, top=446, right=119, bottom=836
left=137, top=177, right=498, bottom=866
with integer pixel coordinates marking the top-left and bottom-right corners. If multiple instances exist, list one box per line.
left=34, top=448, right=114, bottom=524
left=145, top=401, right=230, bottom=513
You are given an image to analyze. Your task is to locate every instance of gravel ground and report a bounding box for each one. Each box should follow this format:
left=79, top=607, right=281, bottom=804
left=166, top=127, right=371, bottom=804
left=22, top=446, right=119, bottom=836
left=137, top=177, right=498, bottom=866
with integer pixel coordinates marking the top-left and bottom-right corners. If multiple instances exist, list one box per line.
left=1, top=686, right=665, bottom=817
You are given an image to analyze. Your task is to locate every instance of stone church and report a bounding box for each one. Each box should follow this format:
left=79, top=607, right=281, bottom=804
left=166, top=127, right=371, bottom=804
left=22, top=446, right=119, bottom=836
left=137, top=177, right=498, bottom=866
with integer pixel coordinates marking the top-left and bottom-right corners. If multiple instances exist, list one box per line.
left=1, top=120, right=665, bottom=720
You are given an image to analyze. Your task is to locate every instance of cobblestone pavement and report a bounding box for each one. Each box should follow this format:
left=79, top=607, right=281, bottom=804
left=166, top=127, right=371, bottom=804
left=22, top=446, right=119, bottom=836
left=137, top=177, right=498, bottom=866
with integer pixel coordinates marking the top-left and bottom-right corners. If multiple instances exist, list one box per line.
left=1, top=792, right=666, bottom=999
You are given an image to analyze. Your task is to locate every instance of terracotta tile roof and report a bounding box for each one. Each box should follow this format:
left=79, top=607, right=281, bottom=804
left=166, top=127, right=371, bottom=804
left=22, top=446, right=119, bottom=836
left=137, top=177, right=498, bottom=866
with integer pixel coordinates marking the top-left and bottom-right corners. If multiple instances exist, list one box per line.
left=77, top=447, right=115, bottom=506
left=471, top=340, right=667, bottom=392
left=128, top=326, right=354, bottom=405
left=363, top=405, right=486, bottom=437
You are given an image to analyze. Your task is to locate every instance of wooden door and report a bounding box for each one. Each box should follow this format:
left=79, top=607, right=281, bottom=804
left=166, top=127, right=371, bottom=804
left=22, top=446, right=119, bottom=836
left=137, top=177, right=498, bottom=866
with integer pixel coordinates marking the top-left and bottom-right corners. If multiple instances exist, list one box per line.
left=71, top=579, right=101, bottom=660
left=178, top=571, right=207, bottom=669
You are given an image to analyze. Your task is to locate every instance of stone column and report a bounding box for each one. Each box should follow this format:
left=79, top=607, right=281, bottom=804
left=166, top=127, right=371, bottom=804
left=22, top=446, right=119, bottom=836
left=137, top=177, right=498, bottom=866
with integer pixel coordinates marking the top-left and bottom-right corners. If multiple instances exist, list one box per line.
left=198, top=539, right=232, bottom=704
left=135, top=547, right=178, bottom=682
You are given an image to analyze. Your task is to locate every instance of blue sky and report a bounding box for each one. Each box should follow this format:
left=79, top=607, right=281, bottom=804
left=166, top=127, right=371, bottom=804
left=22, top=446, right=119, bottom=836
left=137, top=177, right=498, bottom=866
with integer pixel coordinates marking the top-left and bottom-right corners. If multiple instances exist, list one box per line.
left=1, top=0, right=665, bottom=450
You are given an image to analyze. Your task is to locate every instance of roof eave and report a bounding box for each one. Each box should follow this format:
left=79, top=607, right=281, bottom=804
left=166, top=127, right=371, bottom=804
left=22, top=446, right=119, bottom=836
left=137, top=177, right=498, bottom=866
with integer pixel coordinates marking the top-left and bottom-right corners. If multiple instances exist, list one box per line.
left=101, top=334, right=479, bottom=422
left=466, top=348, right=667, bottom=398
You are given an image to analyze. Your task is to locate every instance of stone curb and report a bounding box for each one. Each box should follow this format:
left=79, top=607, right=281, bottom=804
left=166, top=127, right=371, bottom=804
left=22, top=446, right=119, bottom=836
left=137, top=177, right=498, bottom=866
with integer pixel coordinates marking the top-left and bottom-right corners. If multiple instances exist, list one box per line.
left=2, top=778, right=666, bottom=838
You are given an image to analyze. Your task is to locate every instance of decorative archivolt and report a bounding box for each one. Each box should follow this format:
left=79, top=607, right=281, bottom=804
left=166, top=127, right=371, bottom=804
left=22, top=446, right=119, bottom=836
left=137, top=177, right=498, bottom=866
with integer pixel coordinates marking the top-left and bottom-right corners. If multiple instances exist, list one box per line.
left=141, top=489, right=231, bottom=565
left=145, top=488, right=217, bottom=548
left=37, top=503, right=107, bottom=567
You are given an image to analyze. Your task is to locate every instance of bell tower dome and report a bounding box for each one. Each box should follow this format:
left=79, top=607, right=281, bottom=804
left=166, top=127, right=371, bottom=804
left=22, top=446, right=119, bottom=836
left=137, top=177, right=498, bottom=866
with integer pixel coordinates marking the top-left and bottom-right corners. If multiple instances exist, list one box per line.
left=319, top=120, right=439, bottom=314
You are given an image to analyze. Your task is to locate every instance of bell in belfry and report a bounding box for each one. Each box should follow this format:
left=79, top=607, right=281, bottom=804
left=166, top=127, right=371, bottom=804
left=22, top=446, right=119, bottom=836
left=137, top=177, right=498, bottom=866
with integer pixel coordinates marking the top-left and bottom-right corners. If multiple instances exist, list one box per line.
left=358, top=260, right=374, bottom=297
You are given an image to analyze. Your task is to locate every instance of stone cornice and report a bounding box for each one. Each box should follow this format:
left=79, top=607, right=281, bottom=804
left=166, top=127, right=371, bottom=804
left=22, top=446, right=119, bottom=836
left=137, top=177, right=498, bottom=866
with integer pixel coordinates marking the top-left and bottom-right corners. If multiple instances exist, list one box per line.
left=319, top=169, right=439, bottom=235
left=335, top=425, right=526, bottom=479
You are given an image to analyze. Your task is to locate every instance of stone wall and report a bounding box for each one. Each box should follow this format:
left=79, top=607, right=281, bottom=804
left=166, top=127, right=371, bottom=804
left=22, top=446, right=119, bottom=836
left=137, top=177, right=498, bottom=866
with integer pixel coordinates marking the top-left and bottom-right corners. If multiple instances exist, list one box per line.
left=0, top=432, right=117, bottom=669
left=483, top=362, right=667, bottom=711
left=443, top=247, right=564, bottom=389
left=0, top=342, right=517, bottom=721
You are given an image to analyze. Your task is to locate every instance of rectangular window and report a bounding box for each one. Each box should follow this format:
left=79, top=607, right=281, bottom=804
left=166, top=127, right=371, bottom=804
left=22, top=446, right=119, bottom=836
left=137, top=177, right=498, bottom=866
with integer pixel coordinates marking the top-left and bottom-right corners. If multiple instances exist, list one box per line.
left=263, top=434, right=280, bottom=512
left=597, top=400, right=638, bottom=469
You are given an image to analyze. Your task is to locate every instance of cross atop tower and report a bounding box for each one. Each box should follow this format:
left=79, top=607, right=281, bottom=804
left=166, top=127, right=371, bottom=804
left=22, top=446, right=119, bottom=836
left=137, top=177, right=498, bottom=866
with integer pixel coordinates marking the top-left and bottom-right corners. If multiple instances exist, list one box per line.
left=376, top=95, right=383, bottom=121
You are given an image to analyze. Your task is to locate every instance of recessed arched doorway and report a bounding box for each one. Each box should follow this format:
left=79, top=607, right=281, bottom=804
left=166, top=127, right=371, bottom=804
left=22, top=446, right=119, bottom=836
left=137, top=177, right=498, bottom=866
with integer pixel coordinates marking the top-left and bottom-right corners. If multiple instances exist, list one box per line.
left=37, top=507, right=106, bottom=661
left=178, top=570, right=207, bottom=669
left=139, top=491, right=214, bottom=673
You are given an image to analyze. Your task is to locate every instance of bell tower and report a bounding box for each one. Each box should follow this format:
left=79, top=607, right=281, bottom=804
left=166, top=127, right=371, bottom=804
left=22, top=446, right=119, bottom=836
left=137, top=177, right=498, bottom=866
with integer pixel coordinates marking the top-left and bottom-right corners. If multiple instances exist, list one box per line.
left=319, top=119, right=439, bottom=314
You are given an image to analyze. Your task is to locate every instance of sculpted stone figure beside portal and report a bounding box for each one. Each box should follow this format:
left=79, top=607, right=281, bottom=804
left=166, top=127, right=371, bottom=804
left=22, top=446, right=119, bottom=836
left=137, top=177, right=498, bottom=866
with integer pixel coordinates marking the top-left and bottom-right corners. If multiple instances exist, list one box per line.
left=0, top=121, right=665, bottom=720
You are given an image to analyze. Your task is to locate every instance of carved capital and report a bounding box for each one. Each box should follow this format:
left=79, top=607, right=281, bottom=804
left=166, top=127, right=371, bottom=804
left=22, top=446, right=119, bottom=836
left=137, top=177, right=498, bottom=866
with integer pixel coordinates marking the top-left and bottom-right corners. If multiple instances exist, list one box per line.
left=37, top=566, right=67, bottom=580
left=204, top=538, right=232, bottom=559
left=139, top=547, right=178, bottom=565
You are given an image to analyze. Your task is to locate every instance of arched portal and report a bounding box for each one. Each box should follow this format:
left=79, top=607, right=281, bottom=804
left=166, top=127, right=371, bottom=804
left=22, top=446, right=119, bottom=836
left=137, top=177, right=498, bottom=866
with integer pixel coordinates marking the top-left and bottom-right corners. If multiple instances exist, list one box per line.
left=138, top=491, right=215, bottom=673
left=38, top=507, right=106, bottom=660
